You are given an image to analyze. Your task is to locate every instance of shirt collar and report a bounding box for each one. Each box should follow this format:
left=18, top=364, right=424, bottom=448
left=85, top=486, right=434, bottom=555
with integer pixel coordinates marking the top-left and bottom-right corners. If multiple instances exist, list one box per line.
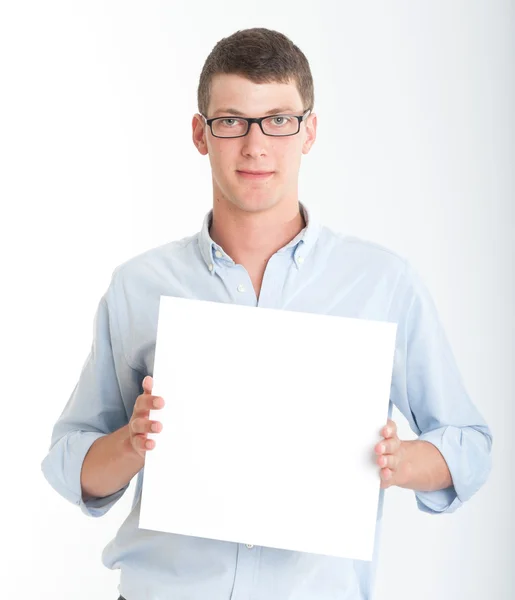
left=198, top=202, right=321, bottom=275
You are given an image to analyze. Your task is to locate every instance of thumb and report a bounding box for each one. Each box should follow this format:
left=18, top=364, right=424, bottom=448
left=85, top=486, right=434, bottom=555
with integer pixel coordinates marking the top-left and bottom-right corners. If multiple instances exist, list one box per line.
left=142, top=375, right=153, bottom=394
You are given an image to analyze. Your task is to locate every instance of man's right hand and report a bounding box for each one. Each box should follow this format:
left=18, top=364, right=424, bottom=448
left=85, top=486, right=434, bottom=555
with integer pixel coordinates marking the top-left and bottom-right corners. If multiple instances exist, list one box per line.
left=129, top=375, right=165, bottom=458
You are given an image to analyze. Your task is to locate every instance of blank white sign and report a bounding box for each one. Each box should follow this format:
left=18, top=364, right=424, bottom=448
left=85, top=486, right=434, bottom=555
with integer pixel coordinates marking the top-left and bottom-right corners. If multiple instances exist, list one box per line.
left=139, top=296, right=397, bottom=561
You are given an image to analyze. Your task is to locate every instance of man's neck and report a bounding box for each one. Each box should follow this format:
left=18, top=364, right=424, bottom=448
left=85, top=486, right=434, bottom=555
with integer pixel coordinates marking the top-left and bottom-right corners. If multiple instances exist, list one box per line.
left=209, top=200, right=306, bottom=269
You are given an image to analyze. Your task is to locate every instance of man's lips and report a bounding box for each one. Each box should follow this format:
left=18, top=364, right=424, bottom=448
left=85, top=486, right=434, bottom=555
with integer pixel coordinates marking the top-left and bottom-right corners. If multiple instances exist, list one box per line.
left=236, top=170, right=274, bottom=180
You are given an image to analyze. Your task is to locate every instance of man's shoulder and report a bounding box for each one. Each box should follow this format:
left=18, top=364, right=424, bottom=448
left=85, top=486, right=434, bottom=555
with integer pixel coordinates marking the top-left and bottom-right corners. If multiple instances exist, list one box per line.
left=318, top=224, right=409, bottom=275
left=109, top=232, right=200, bottom=285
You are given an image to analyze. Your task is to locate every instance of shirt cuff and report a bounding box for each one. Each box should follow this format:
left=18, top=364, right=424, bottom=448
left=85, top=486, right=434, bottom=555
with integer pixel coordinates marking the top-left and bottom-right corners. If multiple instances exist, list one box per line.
left=413, top=427, right=463, bottom=515
left=41, top=430, right=129, bottom=518
left=79, top=485, right=129, bottom=517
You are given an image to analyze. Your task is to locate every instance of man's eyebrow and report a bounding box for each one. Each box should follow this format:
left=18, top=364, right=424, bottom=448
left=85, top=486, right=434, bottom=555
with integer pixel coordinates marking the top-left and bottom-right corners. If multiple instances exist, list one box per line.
left=211, top=107, right=297, bottom=117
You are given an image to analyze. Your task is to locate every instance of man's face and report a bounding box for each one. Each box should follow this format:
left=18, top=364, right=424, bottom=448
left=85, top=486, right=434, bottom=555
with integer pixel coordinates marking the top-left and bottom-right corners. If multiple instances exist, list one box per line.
left=192, top=73, right=316, bottom=214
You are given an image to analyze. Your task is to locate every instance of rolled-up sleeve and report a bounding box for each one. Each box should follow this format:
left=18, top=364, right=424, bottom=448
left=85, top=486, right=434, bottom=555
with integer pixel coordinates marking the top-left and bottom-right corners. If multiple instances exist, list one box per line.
left=41, top=270, right=141, bottom=517
left=390, top=261, right=493, bottom=514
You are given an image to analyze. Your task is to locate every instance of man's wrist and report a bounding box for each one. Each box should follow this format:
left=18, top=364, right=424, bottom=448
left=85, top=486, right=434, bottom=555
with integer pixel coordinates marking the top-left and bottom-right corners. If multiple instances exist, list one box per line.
left=398, top=439, right=452, bottom=492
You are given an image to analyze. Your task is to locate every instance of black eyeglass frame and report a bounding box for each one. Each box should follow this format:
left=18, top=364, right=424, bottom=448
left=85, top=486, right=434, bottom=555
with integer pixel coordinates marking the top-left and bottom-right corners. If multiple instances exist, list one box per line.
left=201, top=109, right=312, bottom=138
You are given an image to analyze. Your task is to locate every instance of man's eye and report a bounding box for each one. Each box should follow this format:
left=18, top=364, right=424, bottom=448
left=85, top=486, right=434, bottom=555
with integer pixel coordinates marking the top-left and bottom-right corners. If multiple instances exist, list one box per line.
left=273, top=116, right=290, bottom=125
left=222, top=119, right=239, bottom=126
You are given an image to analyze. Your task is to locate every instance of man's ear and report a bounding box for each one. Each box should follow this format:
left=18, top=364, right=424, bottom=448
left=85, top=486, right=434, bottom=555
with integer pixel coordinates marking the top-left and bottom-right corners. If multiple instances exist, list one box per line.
left=192, top=114, right=209, bottom=156
left=302, top=112, right=317, bottom=155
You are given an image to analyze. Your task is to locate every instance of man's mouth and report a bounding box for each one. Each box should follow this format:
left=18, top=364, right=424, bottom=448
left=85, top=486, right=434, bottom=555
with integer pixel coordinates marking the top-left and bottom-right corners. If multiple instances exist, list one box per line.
left=236, top=170, right=275, bottom=180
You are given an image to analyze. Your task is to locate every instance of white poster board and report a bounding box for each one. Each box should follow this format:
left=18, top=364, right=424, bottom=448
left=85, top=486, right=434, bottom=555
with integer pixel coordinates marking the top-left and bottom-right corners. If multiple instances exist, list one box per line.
left=140, top=297, right=397, bottom=561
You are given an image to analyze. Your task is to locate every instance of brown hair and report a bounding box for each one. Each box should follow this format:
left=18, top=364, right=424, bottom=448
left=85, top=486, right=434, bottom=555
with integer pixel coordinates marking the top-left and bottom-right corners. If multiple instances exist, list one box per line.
left=197, top=28, right=314, bottom=116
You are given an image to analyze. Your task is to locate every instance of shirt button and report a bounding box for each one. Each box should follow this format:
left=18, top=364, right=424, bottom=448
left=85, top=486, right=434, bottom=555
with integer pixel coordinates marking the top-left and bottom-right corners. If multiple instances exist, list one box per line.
left=237, top=284, right=246, bottom=293
left=296, top=256, right=304, bottom=264
left=246, top=544, right=254, bottom=549
left=208, top=264, right=214, bottom=272
left=215, top=250, right=223, bottom=258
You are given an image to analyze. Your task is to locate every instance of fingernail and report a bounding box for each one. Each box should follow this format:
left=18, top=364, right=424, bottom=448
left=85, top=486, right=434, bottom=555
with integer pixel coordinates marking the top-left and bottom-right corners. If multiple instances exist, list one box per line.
left=385, top=428, right=391, bottom=437
left=380, top=444, right=385, bottom=453
left=151, top=423, right=159, bottom=432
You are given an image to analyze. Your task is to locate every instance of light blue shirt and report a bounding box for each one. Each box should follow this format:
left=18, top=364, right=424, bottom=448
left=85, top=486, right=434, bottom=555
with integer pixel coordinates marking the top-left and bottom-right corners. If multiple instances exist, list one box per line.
left=41, top=203, right=492, bottom=600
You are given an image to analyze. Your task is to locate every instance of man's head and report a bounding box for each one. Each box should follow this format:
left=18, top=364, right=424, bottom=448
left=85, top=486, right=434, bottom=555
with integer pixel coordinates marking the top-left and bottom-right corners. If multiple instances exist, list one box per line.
left=192, top=28, right=317, bottom=215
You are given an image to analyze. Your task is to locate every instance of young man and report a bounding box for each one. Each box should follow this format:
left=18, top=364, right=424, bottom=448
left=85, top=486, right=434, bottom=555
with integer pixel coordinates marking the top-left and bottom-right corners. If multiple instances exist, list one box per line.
left=41, top=28, right=492, bottom=600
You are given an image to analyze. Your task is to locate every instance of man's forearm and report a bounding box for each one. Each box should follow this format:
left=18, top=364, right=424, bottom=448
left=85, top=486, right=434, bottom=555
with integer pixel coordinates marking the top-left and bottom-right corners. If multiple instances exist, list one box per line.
left=80, top=424, right=144, bottom=501
left=399, top=439, right=453, bottom=491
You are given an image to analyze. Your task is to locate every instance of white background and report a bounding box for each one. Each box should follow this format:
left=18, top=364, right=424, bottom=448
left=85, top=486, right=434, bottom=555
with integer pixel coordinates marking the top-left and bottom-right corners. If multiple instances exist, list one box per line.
left=1, top=1, right=513, bottom=599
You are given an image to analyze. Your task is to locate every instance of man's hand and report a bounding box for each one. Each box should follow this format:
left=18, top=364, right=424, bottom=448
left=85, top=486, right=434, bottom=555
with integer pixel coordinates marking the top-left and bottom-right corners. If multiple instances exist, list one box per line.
left=128, top=375, right=165, bottom=458
left=374, top=418, right=453, bottom=491
left=375, top=419, right=411, bottom=489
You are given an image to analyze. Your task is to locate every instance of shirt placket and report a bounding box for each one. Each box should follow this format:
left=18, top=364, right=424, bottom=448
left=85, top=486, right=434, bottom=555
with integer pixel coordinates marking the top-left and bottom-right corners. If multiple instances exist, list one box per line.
left=212, top=246, right=297, bottom=600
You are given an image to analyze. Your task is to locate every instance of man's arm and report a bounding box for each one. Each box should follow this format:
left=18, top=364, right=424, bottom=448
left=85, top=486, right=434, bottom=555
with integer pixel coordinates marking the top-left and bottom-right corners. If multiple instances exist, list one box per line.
left=80, top=424, right=143, bottom=501
left=81, top=376, right=164, bottom=501
left=41, top=275, right=145, bottom=517
left=386, top=260, right=493, bottom=513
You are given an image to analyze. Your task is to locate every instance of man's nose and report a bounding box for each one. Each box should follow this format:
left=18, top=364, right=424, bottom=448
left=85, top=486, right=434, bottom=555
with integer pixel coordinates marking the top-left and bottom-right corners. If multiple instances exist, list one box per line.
left=241, top=122, right=267, bottom=155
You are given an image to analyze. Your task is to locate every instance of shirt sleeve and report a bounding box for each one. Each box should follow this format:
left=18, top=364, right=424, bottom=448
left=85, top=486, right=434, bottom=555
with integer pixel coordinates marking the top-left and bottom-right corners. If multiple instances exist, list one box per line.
left=40, top=270, right=142, bottom=517
left=389, top=261, right=493, bottom=514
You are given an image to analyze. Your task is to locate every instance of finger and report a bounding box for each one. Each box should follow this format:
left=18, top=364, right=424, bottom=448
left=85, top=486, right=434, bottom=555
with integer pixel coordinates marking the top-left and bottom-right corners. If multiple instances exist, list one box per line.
left=375, top=436, right=401, bottom=455
left=134, top=393, right=165, bottom=415
left=142, top=375, right=153, bottom=394
left=380, top=467, right=393, bottom=481
left=144, top=437, right=155, bottom=450
left=377, top=453, right=399, bottom=470
left=131, top=417, right=163, bottom=435
left=148, top=394, right=164, bottom=410
left=133, top=433, right=155, bottom=452
left=382, top=419, right=398, bottom=438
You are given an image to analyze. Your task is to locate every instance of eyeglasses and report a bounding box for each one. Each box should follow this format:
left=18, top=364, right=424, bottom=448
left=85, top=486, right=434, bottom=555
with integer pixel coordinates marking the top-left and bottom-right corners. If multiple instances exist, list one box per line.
left=201, top=109, right=311, bottom=138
